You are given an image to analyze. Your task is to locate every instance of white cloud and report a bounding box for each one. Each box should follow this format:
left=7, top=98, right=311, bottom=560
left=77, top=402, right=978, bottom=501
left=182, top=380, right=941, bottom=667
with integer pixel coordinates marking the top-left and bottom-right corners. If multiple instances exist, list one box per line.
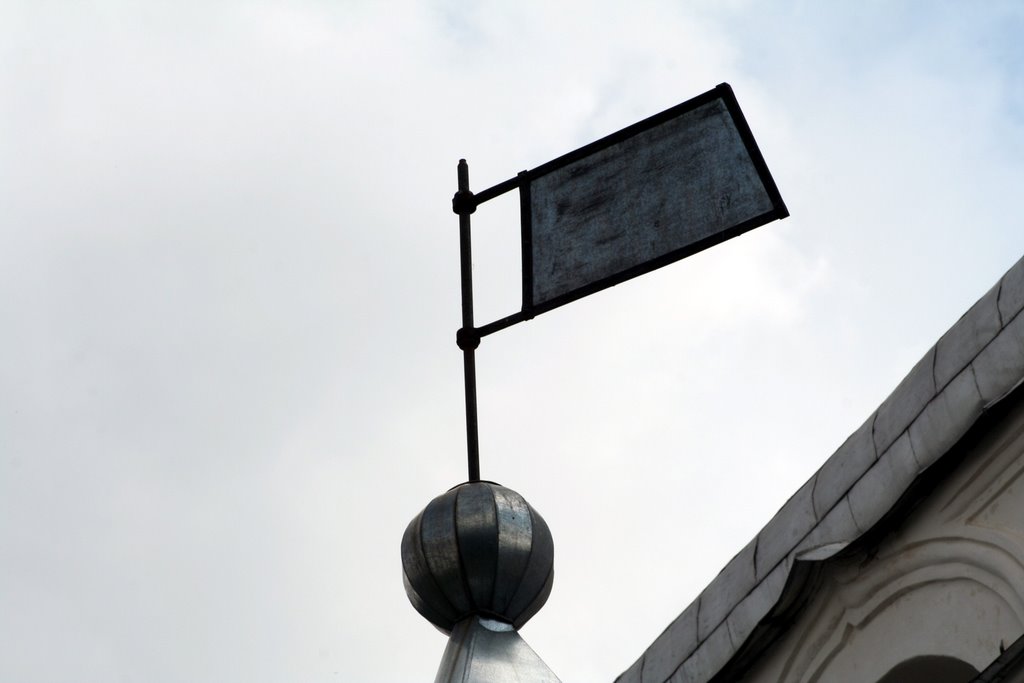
left=2, top=2, right=1023, bottom=682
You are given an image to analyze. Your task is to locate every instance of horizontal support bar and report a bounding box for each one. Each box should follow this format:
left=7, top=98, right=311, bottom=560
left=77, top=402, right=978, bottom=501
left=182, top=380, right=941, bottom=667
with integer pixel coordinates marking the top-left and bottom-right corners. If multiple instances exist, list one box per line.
left=472, top=174, right=524, bottom=206
left=473, top=310, right=530, bottom=339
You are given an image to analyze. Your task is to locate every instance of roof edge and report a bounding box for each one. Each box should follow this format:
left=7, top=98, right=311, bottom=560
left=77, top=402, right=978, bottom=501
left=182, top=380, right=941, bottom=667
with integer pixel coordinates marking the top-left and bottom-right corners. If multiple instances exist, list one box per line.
left=617, top=252, right=1024, bottom=683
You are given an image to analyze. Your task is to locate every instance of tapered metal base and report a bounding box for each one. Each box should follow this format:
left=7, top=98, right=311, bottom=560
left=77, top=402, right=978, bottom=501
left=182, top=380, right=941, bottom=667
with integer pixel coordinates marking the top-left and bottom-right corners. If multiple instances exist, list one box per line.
left=433, top=616, right=561, bottom=683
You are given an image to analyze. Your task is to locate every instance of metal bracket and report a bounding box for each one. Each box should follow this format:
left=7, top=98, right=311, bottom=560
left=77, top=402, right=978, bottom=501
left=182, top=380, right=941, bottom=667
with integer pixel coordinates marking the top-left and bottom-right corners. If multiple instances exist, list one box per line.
left=456, top=327, right=481, bottom=351
left=452, top=190, right=477, bottom=215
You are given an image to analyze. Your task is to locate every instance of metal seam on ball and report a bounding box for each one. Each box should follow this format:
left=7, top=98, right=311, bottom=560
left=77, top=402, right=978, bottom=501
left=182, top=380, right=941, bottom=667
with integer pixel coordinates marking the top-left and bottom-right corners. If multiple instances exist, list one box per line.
left=424, top=490, right=472, bottom=616
left=492, top=485, right=532, bottom=615
left=491, top=486, right=512, bottom=614
left=401, top=564, right=450, bottom=629
left=410, top=508, right=460, bottom=628
left=417, top=507, right=462, bottom=630
left=510, top=498, right=553, bottom=624
left=487, top=483, right=500, bottom=610
left=503, top=496, right=538, bottom=624
left=452, top=485, right=478, bottom=616
left=459, top=483, right=499, bottom=610
left=516, top=560, right=554, bottom=630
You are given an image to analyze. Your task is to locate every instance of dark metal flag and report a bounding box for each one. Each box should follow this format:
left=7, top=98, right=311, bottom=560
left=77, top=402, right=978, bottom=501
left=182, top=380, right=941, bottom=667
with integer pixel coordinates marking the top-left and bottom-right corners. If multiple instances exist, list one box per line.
left=452, top=83, right=788, bottom=481
left=459, top=82, right=788, bottom=341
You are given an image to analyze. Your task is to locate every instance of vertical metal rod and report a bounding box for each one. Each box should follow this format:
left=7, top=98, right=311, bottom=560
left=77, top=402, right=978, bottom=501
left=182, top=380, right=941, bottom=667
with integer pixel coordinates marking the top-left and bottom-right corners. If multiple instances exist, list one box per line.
left=458, top=159, right=481, bottom=482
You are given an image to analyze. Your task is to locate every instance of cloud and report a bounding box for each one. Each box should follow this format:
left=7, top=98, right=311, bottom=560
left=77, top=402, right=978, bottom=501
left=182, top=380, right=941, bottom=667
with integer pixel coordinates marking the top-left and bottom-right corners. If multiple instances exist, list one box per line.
left=2, top=2, right=1024, bottom=682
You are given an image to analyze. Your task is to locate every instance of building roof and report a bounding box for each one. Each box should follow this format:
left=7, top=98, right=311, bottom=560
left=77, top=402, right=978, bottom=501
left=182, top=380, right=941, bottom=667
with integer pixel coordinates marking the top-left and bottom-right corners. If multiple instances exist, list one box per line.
left=973, top=630, right=1024, bottom=682
left=616, top=253, right=1024, bottom=683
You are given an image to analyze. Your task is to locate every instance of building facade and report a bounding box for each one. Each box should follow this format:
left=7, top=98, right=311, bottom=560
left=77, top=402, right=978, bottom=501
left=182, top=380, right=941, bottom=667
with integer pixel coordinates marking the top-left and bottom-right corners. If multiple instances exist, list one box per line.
left=617, top=254, right=1024, bottom=683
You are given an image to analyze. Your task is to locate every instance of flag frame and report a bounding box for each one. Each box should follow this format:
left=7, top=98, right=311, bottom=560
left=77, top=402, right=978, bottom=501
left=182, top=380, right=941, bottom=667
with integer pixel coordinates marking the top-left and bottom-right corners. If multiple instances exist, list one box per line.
left=464, top=82, right=788, bottom=340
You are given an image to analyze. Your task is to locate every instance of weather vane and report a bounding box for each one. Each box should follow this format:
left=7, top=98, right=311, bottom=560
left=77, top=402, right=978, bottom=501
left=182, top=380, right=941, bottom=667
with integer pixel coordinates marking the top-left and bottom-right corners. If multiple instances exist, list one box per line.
left=401, top=83, right=788, bottom=682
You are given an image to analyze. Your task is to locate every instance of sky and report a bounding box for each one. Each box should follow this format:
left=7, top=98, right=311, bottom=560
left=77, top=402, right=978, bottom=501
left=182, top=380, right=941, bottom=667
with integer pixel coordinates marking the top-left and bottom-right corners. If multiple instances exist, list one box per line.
left=3, top=1, right=1024, bottom=682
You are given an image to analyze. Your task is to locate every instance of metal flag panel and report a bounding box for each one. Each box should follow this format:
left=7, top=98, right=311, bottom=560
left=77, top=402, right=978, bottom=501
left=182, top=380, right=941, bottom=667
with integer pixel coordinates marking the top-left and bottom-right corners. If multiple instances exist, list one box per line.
left=466, top=83, right=788, bottom=339
left=526, top=85, right=785, bottom=309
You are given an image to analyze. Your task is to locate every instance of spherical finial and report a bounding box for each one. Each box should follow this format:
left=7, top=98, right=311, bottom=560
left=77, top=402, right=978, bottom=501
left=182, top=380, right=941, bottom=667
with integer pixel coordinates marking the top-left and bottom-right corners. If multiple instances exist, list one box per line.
left=401, top=481, right=554, bottom=633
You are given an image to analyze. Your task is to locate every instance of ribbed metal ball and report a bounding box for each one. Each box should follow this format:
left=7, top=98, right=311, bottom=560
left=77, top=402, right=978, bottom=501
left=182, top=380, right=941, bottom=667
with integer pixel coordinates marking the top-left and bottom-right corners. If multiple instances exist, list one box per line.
left=401, top=481, right=554, bottom=634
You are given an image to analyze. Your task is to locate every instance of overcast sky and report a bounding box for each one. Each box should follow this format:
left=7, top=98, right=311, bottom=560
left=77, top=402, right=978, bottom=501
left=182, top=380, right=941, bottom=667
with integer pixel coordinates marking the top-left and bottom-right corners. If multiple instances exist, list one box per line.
left=3, top=2, right=1024, bottom=682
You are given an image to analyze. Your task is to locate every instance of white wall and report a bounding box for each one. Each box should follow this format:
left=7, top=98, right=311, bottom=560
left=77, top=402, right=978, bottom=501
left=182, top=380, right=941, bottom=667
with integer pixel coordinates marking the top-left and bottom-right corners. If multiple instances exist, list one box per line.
left=740, top=400, right=1024, bottom=682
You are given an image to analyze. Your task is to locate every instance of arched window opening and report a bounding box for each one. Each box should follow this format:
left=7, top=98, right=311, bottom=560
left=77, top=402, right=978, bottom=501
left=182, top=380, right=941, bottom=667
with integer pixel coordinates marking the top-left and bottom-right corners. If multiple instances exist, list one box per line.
left=876, top=655, right=979, bottom=683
